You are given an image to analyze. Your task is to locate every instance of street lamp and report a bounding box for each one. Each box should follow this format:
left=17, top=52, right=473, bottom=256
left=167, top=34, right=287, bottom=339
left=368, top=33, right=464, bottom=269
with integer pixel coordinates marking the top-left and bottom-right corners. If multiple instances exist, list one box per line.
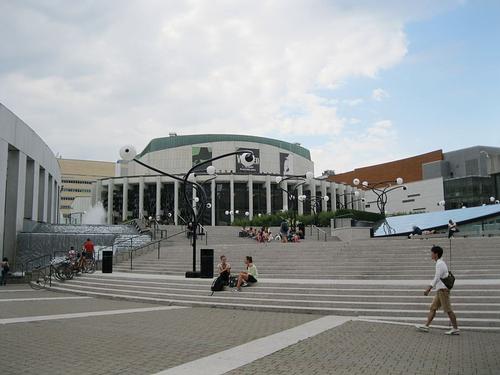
left=120, top=144, right=255, bottom=277
left=274, top=172, right=313, bottom=229
left=353, top=177, right=406, bottom=215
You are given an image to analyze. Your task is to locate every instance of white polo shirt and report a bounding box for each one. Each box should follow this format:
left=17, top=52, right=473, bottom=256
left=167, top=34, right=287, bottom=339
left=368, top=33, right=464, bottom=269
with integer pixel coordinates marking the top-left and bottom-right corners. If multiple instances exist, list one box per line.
left=431, top=258, right=449, bottom=290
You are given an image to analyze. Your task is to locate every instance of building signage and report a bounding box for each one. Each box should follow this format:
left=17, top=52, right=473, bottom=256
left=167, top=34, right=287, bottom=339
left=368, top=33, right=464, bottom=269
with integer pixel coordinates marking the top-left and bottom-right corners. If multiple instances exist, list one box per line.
left=236, top=147, right=260, bottom=173
left=280, top=152, right=293, bottom=175
left=192, top=146, right=213, bottom=172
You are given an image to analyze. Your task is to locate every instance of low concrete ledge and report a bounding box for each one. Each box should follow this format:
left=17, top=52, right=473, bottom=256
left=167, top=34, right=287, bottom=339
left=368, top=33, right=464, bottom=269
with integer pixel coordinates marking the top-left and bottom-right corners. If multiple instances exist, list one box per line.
left=331, top=227, right=371, bottom=242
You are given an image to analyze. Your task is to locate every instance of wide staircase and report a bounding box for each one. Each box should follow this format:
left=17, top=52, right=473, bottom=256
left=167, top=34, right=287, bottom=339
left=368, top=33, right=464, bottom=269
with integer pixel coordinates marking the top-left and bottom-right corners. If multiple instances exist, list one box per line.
left=48, top=230, right=500, bottom=330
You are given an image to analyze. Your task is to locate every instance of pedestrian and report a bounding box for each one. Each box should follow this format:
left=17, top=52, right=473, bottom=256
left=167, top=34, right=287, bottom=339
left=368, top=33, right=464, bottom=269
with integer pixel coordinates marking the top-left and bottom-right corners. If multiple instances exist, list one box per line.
left=448, top=219, right=458, bottom=238
left=416, top=245, right=460, bottom=335
left=280, top=219, right=289, bottom=243
left=1, top=257, right=9, bottom=286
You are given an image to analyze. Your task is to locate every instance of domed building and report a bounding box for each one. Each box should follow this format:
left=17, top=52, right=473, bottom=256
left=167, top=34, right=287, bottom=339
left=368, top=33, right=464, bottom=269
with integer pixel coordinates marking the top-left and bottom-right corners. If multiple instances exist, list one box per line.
left=95, top=134, right=362, bottom=225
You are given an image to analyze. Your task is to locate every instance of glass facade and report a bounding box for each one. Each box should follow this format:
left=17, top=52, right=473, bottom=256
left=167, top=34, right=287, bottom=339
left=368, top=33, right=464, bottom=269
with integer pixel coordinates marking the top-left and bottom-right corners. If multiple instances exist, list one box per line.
left=215, top=183, right=230, bottom=225
left=444, top=176, right=495, bottom=209
left=271, top=183, right=283, bottom=214
left=253, top=183, right=267, bottom=215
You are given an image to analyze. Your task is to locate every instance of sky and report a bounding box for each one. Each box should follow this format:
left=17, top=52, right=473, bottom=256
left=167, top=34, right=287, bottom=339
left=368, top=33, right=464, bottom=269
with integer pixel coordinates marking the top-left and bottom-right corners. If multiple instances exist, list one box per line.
left=1, top=0, right=499, bottom=175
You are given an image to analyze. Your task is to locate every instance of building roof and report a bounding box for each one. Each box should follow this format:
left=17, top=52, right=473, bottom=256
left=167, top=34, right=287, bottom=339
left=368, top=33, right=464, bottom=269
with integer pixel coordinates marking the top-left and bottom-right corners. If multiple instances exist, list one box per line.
left=138, top=134, right=311, bottom=160
left=328, top=150, right=443, bottom=185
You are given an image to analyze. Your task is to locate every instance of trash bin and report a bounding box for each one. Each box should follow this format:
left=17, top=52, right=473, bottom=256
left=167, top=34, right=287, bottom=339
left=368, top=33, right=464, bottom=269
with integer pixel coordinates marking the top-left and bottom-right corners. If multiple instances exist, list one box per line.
left=200, top=248, right=214, bottom=278
left=102, top=250, right=113, bottom=273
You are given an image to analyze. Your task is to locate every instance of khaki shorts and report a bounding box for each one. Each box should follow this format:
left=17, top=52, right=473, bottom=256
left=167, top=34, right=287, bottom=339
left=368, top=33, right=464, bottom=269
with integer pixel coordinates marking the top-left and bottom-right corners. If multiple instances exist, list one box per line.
left=430, top=289, right=453, bottom=313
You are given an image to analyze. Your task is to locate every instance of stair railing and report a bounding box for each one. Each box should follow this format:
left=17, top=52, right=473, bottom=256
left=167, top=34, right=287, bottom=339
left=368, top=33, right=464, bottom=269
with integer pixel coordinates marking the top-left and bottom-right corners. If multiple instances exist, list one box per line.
left=310, top=224, right=328, bottom=242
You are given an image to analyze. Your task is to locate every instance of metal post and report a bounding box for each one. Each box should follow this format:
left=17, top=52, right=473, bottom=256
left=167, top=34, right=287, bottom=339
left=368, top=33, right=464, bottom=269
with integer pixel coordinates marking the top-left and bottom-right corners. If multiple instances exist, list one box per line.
left=158, top=241, right=160, bottom=260
left=130, top=250, right=133, bottom=270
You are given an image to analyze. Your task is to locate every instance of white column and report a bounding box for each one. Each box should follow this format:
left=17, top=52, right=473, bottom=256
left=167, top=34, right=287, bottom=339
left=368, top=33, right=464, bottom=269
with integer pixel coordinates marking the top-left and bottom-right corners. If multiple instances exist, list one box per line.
left=16, top=153, right=27, bottom=230
left=211, top=179, right=216, bottom=226
left=156, top=177, right=161, bottom=219
left=346, top=185, right=353, bottom=209
left=337, top=184, right=345, bottom=209
left=95, top=180, right=103, bottom=206
left=122, top=178, right=128, bottom=221
left=282, top=181, right=288, bottom=211
left=330, top=182, right=337, bottom=212
left=309, top=179, right=317, bottom=215
left=248, top=175, right=253, bottom=220
left=192, top=179, right=197, bottom=215
left=54, top=181, right=60, bottom=223
left=321, top=181, right=328, bottom=212
left=0, top=140, right=8, bottom=258
left=174, top=179, right=179, bottom=225
left=42, top=170, right=49, bottom=221
left=138, top=177, right=144, bottom=219
left=107, top=180, right=114, bottom=224
left=229, top=175, right=234, bottom=223
left=31, top=160, right=40, bottom=221
left=265, top=175, right=271, bottom=214
left=297, top=183, right=304, bottom=215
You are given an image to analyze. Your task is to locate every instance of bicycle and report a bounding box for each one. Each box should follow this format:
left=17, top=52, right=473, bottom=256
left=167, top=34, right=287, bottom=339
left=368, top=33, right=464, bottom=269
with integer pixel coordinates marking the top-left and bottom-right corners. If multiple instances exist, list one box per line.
left=29, top=265, right=51, bottom=290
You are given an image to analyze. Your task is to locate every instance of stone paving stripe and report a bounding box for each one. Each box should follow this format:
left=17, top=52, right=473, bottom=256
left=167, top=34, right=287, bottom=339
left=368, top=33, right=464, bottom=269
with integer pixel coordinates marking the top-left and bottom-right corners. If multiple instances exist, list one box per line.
left=0, top=296, right=91, bottom=303
left=90, top=271, right=500, bottom=286
left=0, top=289, right=34, bottom=293
left=0, top=305, right=187, bottom=325
left=154, top=314, right=351, bottom=375
left=356, top=318, right=500, bottom=331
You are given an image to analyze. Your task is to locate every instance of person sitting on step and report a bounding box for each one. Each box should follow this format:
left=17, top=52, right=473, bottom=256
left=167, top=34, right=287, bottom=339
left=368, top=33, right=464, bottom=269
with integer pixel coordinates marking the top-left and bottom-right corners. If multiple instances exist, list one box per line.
left=233, top=256, right=258, bottom=292
left=217, top=255, right=231, bottom=285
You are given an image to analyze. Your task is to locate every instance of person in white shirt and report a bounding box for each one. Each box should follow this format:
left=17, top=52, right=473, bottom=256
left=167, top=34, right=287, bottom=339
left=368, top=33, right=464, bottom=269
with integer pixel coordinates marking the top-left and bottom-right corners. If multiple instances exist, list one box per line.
left=416, top=245, right=459, bottom=335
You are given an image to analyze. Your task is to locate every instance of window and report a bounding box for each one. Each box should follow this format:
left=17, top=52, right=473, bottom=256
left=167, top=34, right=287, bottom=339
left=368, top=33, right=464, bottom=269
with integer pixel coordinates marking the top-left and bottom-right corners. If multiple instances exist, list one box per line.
left=61, top=179, right=94, bottom=185
left=61, top=188, right=92, bottom=193
left=402, top=199, right=415, bottom=203
left=465, top=159, right=479, bottom=176
left=407, top=193, right=421, bottom=198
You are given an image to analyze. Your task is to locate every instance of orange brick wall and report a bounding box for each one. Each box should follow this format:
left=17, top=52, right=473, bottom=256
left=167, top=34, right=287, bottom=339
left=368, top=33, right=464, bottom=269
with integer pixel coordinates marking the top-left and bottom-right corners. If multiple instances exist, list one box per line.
left=328, top=150, right=443, bottom=186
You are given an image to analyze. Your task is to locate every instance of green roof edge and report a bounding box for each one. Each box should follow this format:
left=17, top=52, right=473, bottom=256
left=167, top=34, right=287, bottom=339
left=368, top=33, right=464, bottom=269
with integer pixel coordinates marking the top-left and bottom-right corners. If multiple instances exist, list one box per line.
left=137, top=134, right=311, bottom=160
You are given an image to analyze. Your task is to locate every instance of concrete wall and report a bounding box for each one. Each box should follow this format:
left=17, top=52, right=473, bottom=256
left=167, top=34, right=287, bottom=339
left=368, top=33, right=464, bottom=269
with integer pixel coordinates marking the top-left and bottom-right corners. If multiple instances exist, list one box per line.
left=442, top=146, right=500, bottom=179
left=0, top=103, right=61, bottom=264
left=363, top=177, right=445, bottom=215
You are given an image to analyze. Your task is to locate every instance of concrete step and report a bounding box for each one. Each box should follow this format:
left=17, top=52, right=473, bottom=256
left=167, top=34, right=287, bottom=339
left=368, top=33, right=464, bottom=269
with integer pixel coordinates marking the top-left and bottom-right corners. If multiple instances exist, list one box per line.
left=49, top=274, right=500, bottom=328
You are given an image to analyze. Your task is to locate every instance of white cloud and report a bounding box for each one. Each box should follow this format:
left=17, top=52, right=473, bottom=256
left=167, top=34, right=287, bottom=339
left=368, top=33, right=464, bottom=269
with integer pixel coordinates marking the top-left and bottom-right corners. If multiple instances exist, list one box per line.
left=372, top=88, right=390, bottom=101
left=311, top=120, right=400, bottom=174
left=0, top=1, right=458, bottom=163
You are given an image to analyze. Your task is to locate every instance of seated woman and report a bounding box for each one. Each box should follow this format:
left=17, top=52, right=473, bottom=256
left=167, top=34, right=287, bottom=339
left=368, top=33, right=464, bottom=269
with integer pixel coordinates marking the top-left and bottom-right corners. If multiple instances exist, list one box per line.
left=217, top=255, right=231, bottom=285
left=233, top=256, right=258, bottom=292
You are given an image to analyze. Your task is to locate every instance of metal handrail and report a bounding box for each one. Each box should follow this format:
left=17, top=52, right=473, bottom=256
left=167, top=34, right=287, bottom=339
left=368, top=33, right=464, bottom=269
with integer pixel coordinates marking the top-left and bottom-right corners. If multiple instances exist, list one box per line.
left=95, top=233, right=152, bottom=262
left=310, top=224, right=328, bottom=242
left=197, top=223, right=208, bottom=245
left=127, top=230, right=187, bottom=270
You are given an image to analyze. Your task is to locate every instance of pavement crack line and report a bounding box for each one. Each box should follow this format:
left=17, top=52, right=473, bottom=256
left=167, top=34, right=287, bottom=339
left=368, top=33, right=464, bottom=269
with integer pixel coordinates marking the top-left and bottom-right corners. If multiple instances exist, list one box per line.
left=154, top=314, right=351, bottom=375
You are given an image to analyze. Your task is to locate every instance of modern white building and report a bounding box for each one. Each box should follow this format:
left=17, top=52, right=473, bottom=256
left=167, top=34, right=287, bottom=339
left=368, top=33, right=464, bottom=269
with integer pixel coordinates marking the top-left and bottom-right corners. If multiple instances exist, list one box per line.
left=0, top=103, right=61, bottom=264
left=95, top=134, right=361, bottom=225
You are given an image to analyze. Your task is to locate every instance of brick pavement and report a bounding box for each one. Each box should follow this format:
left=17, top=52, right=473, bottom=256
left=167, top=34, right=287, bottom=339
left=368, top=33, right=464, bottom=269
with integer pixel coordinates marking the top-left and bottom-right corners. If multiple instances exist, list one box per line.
left=226, top=321, right=500, bottom=375
left=1, top=287, right=316, bottom=375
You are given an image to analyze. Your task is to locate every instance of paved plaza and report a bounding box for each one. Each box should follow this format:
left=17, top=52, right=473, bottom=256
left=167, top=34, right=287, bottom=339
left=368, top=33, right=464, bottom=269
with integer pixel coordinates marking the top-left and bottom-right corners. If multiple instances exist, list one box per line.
left=2, top=285, right=500, bottom=375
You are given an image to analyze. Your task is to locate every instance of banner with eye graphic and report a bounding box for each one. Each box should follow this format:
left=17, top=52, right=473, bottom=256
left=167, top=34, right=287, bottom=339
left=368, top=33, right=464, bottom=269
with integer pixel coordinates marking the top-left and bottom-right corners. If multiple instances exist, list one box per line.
left=236, top=147, right=260, bottom=173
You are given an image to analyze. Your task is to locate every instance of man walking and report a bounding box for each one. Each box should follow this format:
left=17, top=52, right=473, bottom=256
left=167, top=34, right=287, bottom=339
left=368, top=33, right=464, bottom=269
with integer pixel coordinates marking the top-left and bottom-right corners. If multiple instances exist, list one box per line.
left=416, top=245, right=459, bottom=335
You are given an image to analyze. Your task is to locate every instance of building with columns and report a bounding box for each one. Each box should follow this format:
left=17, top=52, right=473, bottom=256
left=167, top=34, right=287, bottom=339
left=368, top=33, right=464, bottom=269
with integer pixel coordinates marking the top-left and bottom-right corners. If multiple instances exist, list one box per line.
left=0, top=103, right=61, bottom=263
left=94, top=134, right=362, bottom=225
